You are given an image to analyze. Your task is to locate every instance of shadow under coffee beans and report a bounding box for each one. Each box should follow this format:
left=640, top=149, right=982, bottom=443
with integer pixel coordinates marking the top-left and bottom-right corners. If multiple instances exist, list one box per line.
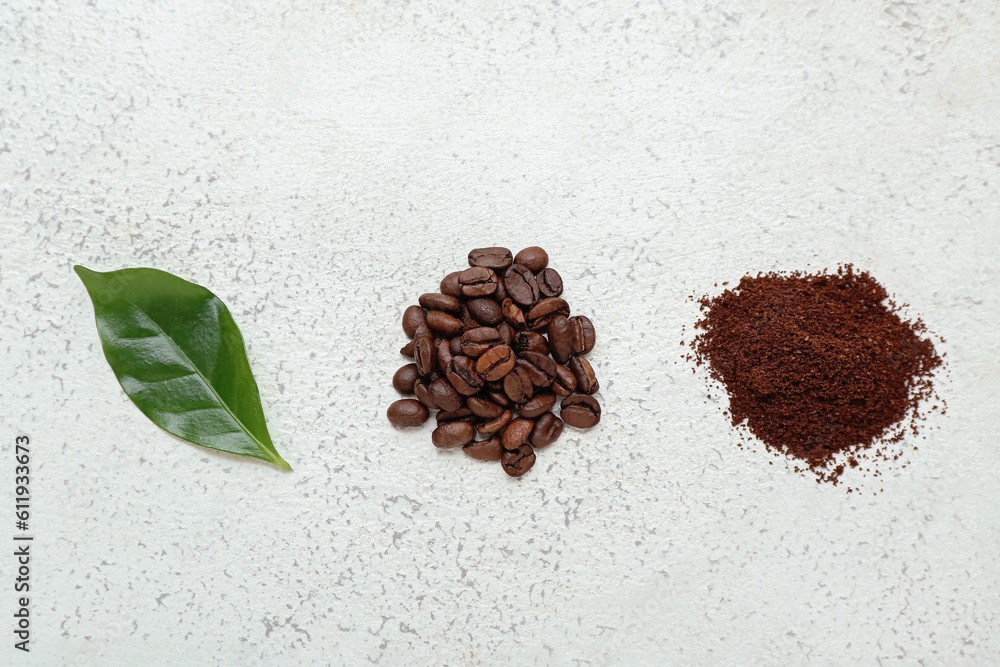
left=691, top=265, right=943, bottom=484
left=387, top=246, right=601, bottom=477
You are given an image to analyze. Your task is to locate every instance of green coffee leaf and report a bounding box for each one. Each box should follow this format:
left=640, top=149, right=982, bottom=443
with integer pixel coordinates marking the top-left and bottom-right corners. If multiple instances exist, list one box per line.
left=75, top=266, right=290, bottom=470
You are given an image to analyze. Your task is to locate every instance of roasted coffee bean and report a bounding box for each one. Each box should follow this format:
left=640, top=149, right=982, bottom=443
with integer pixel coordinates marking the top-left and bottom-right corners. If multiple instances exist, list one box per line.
left=419, top=293, right=460, bottom=313
left=447, top=355, right=484, bottom=395
left=514, top=246, right=548, bottom=273
left=547, top=315, right=574, bottom=364
left=476, top=344, right=516, bottom=381
left=560, top=394, right=601, bottom=428
left=402, top=305, right=427, bottom=338
left=436, top=407, right=474, bottom=424
left=497, top=321, right=515, bottom=346
left=570, top=315, right=596, bottom=354
left=537, top=268, right=563, bottom=298
left=478, top=409, right=512, bottom=435
left=517, top=351, right=557, bottom=387
left=459, top=267, right=499, bottom=297
left=467, top=298, right=504, bottom=326
left=413, top=331, right=437, bottom=377
left=392, top=363, right=420, bottom=394
left=468, top=247, right=513, bottom=271
left=387, top=399, right=429, bottom=427
left=432, top=421, right=476, bottom=448
left=527, top=297, right=570, bottom=330
left=512, top=330, right=549, bottom=355
left=460, top=327, right=502, bottom=357
left=494, top=276, right=508, bottom=302
left=501, top=443, right=536, bottom=477
left=504, top=264, right=540, bottom=307
left=449, top=336, right=463, bottom=356
left=426, top=310, right=464, bottom=337
left=429, top=377, right=464, bottom=412
left=440, top=271, right=463, bottom=298
left=569, top=356, right=599, bottom=394
left=552, top=363, right=577, bottom=396
left=400, top=340, right=415, bottom=357
left=530, top=412, right=564, bottom=447
left=503, top=366, right=534, bottom=403
left=502, top=418, right=535, bottom=450
left=413, top=379, right=439, bottom=410
left=502, top=298, right=527, bottom=329
left=487, top=389, right=512, bottom=407
left=436, top=338, right=454, bottom=375
left=463, top=436, right=503, bottom=461
left=519, top=393, right=556, bottom=418
left=459, top=304, right=478, bottom=331
left=467, top=395, right=503, bottom=419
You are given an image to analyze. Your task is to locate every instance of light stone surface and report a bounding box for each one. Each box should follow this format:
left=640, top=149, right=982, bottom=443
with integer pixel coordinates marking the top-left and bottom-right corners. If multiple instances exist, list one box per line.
left=1, top=0, right=998, bottom=664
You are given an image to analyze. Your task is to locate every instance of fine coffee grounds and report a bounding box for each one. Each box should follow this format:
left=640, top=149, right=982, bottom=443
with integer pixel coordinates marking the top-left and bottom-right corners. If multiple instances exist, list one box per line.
left=691, top=265, right=943, bottom=483
left=387, top=247, right=601, bottom=477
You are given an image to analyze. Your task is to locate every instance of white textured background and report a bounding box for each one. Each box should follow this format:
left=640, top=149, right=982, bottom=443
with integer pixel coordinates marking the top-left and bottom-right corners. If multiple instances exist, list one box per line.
left=1, top=1, right=999, bottom=665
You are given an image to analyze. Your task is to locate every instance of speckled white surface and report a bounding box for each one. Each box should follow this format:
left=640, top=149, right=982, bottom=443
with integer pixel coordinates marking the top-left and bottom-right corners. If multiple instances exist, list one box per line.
left=1, top=1, right=998, bottom=664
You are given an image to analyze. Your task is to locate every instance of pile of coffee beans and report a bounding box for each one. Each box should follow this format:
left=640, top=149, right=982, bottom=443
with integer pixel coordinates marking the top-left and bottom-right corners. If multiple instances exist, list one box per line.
left=386, top=247, right=601, bottom=477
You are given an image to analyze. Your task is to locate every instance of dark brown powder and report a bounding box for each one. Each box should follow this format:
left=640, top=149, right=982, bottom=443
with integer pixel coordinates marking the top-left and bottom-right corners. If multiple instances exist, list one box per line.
left=690, top=265, right=943, bottom=484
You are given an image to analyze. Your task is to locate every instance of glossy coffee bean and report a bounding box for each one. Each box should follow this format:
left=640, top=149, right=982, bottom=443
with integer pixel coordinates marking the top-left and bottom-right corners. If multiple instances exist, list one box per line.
left=402, top=305, right=427, bottom=338
left=501, top=443, right=536, bottom=477
left=387, top=399, right=429, bottom=427
left=519, top=393, right=556, bottom=418
left=502, top=418, right=535, bottom=451
left=467, top=396, right=503, bottom=419
left=560, top=394, right=601, bottom=428
left=530, top=412, right=564, bottom=447
left=461, top=327, right=502, bottom=357
left=552, top=363, right=577, bottom=396
left=440, top=271, right=463, bottom=298
left=512, top=331, right=549, bottom=356
left=413, top=379, right=439, bottom=410
left=527, top=297, right=570, bottom=330
left=504, top=264, right=540, bottom=307
left=517, top=351, right=557, bottom=387
left=477, top=409, right=512, bottom=435
left=463, top=436, right=503, bottom=461
left=400, top=340, right=415, bottom=358
left=502, top=298, right=527, bottom=329
left=413, top=331, right=437, bottom=377
left=429, top=377, right=463, bottom=412
left=467, top=298, right=504, bottom=326
left=503, top=366, right=534, bottom=404
left=459, top=267, right=499, bottom=297
left=392, top=363, right=420, bottom=393
left=468, top=247, right=513, bottom=271
left=514, top=246, right=548, bottom=273
left=487, top=389, right=512, bottom=407
left=419, top=293, right=460, bottom=313
left=537, top=268, right=563, bottom=298
left=426, top=310, right=464, bottom=337
left=570, top=315, right=596, bottom=355
left=446, top=355, right=484, bottom=395
left=459, top=304, right=479, bottom=331
left=476, top=344, right=516, bottom=381
left=436, top=407, right=474, bottom=424
left=435, top=338, right=454, bottom=375
left=569, top=356, right=599, bottom=394
left=432, top=421, right=476, bottom=448
left=547, top=315, right=574, bottom=364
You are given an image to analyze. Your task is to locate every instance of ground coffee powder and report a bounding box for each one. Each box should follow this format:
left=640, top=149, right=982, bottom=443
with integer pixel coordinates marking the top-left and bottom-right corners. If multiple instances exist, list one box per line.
left=691, top=265, right=943, bottom=484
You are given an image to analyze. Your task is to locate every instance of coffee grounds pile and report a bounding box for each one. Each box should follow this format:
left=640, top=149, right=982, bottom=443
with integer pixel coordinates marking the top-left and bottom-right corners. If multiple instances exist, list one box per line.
left=691, top=265, right=942, bottom=483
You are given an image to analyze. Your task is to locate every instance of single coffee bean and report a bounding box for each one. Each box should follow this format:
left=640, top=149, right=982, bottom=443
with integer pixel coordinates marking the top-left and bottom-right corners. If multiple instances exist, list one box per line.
left=519, top=393, right=557, bottom=418
left=446, top=355, right=484, bottom=395
left=392, top=363, right=420, bottom=393
left=426, top=310, right=464, bottom=337
left=494, top=276, right=508, bottom=302
left=429, top=377, right=463, bottom=412
left=569, top=356, right=599, bottom=394
left=460, top=327, right=502, bottom=357
left=387, top=399, right=429, bottom=427
left=497, top=321, right=515, bottom=346
left=476, top=344, right=516, bottom=381
left=530, top=412, right=564, bottom=447
left=402, top=305, right=427, bottom=339
left=459, top=304, right=479, bottom=331
left=468, top=247, right=513, bottom=271
left=413, top=379, right=439, bottom=410
left=547, top=315, right=574, bottom=364
left=512, top=330, right=549, bottom=356
left=459, top=266, right=499, bottom=297
left=503, top=365, right=534, bottom=404
left=419, top=293, right=461, bottom=313
left=501, top=443, right=536, bottom=477
left=552, top=363, right=577, bottom=396
left=463, top=436, right=503, bottom=461
left=517, top=351, right=557, bottom=387
left=502, top=298, right=527, bottom=329
left=478, top=409, right=512, bottom=435
left=436, top=338, right=454, bottom=375
left=449, top=336, right=463, bottom=356
left=502, top=418, right=535, bottom=451
left=440, top=271, right=463, bottom=298
left=467, top=395, right=503, bottom=419
left=413, top=331, right=437, bottom=377
left=400, top=340, right=415, bottom=357
left=560, top=394, right=601, bottom=428
left=537, top=268, right=563, bottom=298
left=504, top=264, right=540, bottom=307
left=526, top=297, right=570, bottom=330
left=570, top=315, right=596, bottom=355
left=487, top=389, right=512, bottom=407
left=436, top=407, right=474, bottom=424
left=467, top=298, right=504, bottom=326
left=432, top=421, right=476, bottom=448
left=514, top=246, right=548, bottom=273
